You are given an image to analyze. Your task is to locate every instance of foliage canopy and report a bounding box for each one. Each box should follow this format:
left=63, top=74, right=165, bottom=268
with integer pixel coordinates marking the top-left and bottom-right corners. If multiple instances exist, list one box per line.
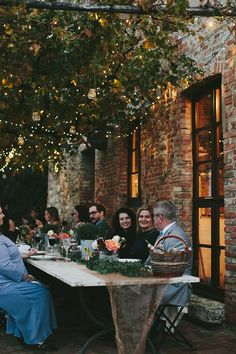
left=0, top=0, right=202, bottom=173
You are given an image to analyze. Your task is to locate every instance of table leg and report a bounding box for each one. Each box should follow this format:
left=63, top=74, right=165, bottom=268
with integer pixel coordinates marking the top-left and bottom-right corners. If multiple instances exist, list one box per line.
left=108, top=284, right=167, bottom=354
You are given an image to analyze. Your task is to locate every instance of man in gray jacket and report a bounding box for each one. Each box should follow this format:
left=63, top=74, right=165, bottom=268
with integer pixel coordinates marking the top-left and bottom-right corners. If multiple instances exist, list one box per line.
left=153, top=200, right=192, bottom=306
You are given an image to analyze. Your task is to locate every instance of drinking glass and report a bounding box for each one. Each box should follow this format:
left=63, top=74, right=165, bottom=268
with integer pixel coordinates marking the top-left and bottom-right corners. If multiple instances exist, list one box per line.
left=34, top=229, right=42, bottom=250
left=48, top=237, right=56, bottom=253
left=63, top=238, right=71, bottom=261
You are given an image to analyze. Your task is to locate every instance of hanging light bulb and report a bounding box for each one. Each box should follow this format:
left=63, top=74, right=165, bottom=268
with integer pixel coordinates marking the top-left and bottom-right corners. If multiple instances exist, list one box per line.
left=18, top=136, right=25, bottom=145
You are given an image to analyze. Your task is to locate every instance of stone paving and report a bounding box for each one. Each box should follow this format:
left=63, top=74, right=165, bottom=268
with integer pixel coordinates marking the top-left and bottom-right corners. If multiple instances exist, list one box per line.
left=0, top=317, right=236, bottom=354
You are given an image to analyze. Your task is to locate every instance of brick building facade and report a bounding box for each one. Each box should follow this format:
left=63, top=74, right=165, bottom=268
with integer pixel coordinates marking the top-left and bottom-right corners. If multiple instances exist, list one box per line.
left=48, top=18, right=236, bottom=324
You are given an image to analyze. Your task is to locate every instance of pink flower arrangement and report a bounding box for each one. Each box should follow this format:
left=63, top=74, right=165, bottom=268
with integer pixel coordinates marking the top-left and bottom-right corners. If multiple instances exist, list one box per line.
left=104, top=239, right=121, bottom=252
left=59, top=232, right=70, bottom=240
left=92, top=236, right=126, bottom=255
left=47, top=230, right=71, bottom=240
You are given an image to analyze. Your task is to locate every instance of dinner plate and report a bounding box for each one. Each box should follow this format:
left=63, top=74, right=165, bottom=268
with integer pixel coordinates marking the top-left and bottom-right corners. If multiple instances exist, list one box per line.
left=118, top=258, right=141, bottom=263
left=35, top=251, right=46, bottom=255
left=30, top=255, right=56, bottom=261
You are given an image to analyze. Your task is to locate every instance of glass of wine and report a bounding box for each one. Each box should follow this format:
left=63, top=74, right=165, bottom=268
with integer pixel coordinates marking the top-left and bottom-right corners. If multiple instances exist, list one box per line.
left=48, top=237, right=56, bottom=253
left=34, top=229, right=42, bottom=250
left=63, top=238, right=71, bottom=261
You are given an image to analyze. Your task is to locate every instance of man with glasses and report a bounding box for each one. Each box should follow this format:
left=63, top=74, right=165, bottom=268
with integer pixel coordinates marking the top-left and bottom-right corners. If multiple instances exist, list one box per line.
left=89, top=203, right=112, bottom=238
left=153, top=200, right=192, bottom=304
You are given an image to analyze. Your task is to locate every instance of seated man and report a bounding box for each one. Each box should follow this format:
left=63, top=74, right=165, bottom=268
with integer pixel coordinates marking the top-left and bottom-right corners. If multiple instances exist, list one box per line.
left=89, top=203, right=112, bottom=239
left=153, top=200, right=192, bottom=306
left=150, top=200, right=193, bottom=343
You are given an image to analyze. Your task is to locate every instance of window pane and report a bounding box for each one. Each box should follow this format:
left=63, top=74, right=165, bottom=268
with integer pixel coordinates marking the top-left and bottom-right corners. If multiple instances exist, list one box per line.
left=132, top=130, right=137, bottom=149
left=130, top=174, right=139, bottom=198
left=217, top=161, right=224, bottom=196
left=219, top=207, right=225, bottom=246
left=132, top=151, right=138, bottom=173
left=195, top=94, right=212, bottom=128
left=199, top=247, right=212, bottom=285
left=196, top=130, right=211, bottom=161
left=198, top=163, right=212, bottom=197
left=216, top=126, right=223, bottom=158
left=199, top=208, right=211, bottom=245
left=220, top=249, right=225, bottom=288
left=215, top=88, right=221, bottom=122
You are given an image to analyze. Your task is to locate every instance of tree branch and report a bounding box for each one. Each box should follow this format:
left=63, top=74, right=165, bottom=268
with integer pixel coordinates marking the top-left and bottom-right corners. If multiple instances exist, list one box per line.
left=0, top=0, right=236, bottom=17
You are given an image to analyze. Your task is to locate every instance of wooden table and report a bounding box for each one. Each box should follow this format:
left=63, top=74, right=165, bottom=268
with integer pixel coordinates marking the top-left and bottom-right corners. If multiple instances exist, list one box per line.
left=27, top=259, right=199, bottom=354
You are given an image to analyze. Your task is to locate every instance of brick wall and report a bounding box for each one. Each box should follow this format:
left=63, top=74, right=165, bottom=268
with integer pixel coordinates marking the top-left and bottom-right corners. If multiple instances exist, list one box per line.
left=223, top=41, right=236, bottom=325
left=94, top=138, right=128, bottom=218
left=139, top=97, right=193, bottom=236
left=47, top=17, right=236, bottom=324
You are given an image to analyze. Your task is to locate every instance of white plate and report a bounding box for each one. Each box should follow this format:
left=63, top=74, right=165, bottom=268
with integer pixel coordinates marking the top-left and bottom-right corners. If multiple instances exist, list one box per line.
left=35, top=251, right=46, bottom=255
left=118, top=258, right=141, bottom=263
left=30, top=255, right=56, bottom=260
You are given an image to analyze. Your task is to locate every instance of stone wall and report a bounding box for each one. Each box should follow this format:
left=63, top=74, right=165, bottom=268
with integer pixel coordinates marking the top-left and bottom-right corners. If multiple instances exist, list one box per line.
left=47, top=149, right=94, bottom=221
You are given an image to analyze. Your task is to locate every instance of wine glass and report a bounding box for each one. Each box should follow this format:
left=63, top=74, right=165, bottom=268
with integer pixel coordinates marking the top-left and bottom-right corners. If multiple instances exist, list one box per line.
left=63, top=238, right=71, bottom=261
left=48, top=237, right=56, bottom=253
left=34, top=229, right=42, bottom=250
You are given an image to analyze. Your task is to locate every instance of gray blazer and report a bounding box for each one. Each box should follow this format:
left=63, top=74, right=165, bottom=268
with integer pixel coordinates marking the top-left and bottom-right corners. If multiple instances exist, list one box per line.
left=156, top=223, right=193, bottom=306
left=157, top=223, right=192, bottom=276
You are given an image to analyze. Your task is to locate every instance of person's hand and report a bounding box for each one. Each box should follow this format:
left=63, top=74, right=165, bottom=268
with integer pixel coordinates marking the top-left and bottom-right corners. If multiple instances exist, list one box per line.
left=21, top=248, right=38, bottom=259
left=23, top=274, right=36, bottom=282
left=28, top=248, right=38, bottom=256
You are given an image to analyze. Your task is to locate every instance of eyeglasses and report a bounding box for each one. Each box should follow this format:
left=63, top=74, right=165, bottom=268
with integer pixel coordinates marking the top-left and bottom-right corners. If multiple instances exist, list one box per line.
left=154, top=213, right=162, bottom=218
left=89, top=211, right=99, bottom=215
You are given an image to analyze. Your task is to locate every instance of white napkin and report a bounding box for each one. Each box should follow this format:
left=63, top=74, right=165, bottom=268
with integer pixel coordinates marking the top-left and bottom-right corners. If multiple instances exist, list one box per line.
left=18, top=244, right=31, bottom=253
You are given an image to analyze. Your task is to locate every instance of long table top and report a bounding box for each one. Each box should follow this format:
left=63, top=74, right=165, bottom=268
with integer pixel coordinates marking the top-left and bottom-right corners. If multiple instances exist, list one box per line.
left=27, top=259, right=199, bottom=287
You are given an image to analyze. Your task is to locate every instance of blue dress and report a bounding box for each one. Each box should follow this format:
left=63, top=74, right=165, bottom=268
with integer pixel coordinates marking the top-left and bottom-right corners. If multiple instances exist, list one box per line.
left=0, top=234, right=57, bottom=344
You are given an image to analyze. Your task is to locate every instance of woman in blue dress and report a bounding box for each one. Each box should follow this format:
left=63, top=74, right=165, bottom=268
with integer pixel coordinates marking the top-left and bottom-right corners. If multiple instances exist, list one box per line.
left=0, top=204, right=57, bottom=351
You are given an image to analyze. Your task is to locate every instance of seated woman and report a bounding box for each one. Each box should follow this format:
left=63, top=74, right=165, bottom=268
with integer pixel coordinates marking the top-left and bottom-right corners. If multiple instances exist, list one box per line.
left=112, top=207, right=136, bottom=259
left=130, top=205, right=159, bottom=262
left=0, top=204, right=57, bottom=351
left=72, top=204, right=90, bottom=227
left=43, top=206, right=61, bottom=234
left=1, top=211, right=19, bottom=243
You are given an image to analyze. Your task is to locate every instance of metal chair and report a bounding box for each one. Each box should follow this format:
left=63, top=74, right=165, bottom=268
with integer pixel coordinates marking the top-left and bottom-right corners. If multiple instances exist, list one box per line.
left=150, top=304, right=194, bottom=352
left=0, top=309, right=6, bottom=335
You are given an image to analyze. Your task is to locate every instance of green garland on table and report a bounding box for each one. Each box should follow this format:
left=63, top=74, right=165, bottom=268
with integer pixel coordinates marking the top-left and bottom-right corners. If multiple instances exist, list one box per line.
left=73, top=255, right=151, bottom=277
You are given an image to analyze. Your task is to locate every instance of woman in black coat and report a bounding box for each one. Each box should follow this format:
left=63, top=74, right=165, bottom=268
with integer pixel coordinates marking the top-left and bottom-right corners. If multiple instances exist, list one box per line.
left=112, top=207, right=136, bottom=259
left=130, top=205, right=159, bottom=262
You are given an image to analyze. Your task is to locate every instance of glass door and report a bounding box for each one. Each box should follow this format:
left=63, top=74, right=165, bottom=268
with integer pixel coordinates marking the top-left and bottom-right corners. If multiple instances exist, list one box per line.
left=192, top=83, right=224, bottom=299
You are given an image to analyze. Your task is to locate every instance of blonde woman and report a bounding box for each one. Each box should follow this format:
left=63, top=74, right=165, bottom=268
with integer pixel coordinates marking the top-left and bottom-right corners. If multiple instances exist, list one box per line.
left=130, top=205, right=159, bottom=261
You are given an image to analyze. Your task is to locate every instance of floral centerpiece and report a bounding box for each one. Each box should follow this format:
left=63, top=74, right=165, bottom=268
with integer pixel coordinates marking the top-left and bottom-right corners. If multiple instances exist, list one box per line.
left=19, top=225, right=35, bottom=245
left=92, top=235, right=126, bottom=261
left=46, top=230, right=60, bottom=249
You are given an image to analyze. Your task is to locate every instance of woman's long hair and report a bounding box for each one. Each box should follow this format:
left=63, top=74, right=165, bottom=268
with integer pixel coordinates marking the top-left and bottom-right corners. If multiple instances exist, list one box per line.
left=0, top=203, right=8, bottom=235
left=74, top=204, right=90, bottom=223
left=112, top=207, right=136, bottom=237
left=45, top=206, right=60, bottom=223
